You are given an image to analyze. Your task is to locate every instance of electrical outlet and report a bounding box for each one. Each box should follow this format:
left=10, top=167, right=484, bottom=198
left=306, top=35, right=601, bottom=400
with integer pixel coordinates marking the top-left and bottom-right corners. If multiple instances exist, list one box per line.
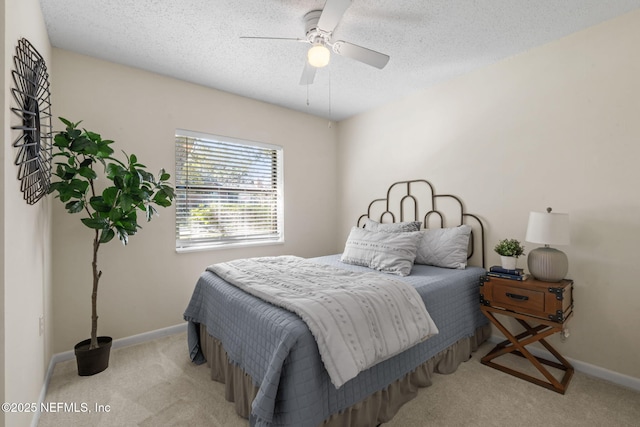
left=39, top=316, right=44, bottom=336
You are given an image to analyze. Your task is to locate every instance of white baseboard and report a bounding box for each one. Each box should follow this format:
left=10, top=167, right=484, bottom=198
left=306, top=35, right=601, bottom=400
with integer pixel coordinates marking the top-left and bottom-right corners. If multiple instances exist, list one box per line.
left=487, top=335, right=640, bottom=392
left=111, top=322, right=187, bottom=350
left=31, top=322, right=188, bottom=427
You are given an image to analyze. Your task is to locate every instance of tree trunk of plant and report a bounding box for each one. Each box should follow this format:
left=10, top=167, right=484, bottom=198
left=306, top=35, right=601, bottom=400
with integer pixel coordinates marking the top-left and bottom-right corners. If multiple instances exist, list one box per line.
left=90, top=230, right=101, bottom=350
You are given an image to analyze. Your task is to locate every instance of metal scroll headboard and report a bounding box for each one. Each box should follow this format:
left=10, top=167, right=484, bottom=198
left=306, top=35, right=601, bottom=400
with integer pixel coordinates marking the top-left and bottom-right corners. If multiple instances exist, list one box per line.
left=356, top=179, right=486, bottom=268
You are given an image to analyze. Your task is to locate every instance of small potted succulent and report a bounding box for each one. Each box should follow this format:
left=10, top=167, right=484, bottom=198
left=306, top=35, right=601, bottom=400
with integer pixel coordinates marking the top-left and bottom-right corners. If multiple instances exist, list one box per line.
left=494, top=239, right=525, bottom=270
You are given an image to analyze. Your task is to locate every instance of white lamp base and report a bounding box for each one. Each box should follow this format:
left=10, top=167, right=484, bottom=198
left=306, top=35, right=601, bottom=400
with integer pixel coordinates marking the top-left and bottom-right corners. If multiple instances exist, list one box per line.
left=527, top=246, right=568, bottom=282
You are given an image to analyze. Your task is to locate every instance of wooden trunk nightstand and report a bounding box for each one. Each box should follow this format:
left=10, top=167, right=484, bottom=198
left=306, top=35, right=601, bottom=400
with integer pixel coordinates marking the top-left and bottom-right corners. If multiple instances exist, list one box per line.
left=479, top=275, right=574, bottom=394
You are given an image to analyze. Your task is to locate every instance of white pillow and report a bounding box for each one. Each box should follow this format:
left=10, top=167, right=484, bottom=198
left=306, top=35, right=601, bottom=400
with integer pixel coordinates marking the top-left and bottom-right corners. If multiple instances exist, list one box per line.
left=340, top=227, right=421, bottom=276
left=414, top=225, right=471, bottom=269
left=362, top=218, right=421, bottom=232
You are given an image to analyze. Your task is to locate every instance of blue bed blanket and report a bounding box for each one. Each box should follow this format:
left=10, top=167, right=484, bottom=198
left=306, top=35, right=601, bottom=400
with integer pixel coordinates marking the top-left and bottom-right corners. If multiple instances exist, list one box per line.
left=184, top=254, right=487, bottom=427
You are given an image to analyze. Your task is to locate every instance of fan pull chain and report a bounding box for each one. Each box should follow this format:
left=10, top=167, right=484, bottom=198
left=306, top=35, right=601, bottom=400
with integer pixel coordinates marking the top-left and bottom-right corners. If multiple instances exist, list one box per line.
left=306, top=84, right=310, bottom=106
left=328, top=65, right=332, bottom=127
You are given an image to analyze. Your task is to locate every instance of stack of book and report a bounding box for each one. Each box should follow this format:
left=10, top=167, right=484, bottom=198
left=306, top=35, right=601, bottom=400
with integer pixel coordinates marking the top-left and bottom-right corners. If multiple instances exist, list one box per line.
left=487, top=265, right=529, bottom=281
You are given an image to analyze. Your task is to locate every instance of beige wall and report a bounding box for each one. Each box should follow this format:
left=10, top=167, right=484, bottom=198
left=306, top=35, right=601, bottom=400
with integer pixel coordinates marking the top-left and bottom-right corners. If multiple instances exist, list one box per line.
left=2, top=0, right=53, bottom=426
left=50, top=49, right=339, bottom=353
left=1, top=1, right=5, bottom=423
left=337, top=10, right=640, bottom=379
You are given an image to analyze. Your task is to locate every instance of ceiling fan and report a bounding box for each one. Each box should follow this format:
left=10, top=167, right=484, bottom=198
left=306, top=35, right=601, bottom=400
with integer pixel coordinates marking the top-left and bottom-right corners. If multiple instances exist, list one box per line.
left=241, top=0, right=390, bottom=85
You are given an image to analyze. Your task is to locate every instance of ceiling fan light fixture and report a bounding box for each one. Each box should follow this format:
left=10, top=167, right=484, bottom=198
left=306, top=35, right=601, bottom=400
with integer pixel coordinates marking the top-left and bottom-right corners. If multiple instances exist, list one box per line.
left=307, top=43, right=330, bottom=68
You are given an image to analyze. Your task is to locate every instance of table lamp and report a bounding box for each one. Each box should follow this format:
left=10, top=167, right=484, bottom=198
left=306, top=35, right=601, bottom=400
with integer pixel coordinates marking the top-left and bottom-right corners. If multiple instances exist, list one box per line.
left=525, top=207, right=570, bottom=282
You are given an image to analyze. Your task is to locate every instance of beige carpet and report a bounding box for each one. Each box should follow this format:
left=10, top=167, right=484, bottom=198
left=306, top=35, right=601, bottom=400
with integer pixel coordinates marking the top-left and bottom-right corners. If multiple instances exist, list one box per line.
left=38, top=332, right=640, bottom=427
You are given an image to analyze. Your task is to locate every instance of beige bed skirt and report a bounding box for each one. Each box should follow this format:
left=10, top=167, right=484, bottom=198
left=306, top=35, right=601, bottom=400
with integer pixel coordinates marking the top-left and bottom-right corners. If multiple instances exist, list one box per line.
left=200, top=323, right=491, bottom=426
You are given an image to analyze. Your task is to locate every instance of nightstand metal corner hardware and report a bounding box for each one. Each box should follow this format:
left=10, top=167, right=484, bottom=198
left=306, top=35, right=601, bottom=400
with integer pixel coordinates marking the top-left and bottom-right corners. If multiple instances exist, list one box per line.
left=549, top=310, right=564, bottom=322
left=548, top=287, right=564, bottom=301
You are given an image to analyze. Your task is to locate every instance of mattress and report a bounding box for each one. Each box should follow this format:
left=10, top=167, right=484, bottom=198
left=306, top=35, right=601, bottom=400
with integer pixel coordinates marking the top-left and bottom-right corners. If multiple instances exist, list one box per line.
left=184, top=254, right=488, bottom=427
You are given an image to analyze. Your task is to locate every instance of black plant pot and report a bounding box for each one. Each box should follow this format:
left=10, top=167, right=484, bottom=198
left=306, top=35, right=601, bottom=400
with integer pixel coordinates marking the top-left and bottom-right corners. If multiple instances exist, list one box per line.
left=74, top=336, right=113, bottom=376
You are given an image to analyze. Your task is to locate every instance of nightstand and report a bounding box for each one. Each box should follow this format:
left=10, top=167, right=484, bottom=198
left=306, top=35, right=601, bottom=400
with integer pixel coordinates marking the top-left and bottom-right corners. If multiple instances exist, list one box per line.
left=479, top=275, right=574, bottom=394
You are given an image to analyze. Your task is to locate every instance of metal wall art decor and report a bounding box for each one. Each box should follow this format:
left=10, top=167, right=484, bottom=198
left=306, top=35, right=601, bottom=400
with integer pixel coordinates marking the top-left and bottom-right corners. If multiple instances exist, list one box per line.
left=10, top=38, right=53, bottom=205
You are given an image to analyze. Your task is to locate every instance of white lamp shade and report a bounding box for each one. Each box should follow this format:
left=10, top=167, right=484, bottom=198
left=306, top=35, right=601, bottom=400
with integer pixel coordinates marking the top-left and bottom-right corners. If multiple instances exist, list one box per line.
left=525, top=210, right=570, bottom=246
left=307, top=44, right=330, bottom=68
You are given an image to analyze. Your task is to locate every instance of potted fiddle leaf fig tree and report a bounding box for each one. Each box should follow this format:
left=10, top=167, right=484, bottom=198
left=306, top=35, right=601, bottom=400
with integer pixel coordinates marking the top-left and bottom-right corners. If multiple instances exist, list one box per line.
left=49, top=117, right=174, bottom=376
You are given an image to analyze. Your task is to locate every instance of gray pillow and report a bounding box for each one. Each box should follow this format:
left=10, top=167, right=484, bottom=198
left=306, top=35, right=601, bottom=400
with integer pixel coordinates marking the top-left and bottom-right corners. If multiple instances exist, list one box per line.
left=340, top=227, right=421, bottom=276
left=414, top=225, right=471, bottom=269
left=362, top=218, right=421, bottom=232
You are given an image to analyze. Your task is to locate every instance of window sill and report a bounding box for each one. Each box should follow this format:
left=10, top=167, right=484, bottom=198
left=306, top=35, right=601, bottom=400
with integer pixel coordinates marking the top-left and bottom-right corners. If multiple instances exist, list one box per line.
left=176, top=239, right=285, bottom=253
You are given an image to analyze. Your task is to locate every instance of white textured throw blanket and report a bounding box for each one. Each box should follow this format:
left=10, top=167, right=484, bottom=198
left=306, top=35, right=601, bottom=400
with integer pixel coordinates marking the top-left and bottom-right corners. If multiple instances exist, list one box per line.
left=207, top=256, right=438, bottom=388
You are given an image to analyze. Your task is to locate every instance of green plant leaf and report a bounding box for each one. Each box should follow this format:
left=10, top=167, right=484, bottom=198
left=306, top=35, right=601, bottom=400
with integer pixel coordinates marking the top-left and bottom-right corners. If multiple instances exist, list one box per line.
left=99, top=229, right=115, bottom=244
left=55, top=164, right=66, bottom=178
left=59, top=117, right=74, bottom=127
left=114, top=175, right=125, bottom=189
left=115, top=227, right=129, bottom=245
left=55, top=163, right=78, bottom=180
left=108, top=209, right=122, bottom=222
left=122, top=209, right=138, bottom=226
left=157, top=185, right=175, bottom=200
left=89, top=196, right=111, bottom=213
left=119, top=194, right=134, bottom=212
left=84, top=130, right=101, bottom=142
left=78, top=166, right=97, bottom=180
left=55, top=180, right=88, bottom=202
left=129, top=171, right=141, bottom=189
left=81, top=218, right=109, bottom=230
left=48, top=181, right=63, bottom=195
left=102, top=187, right=119, bottom=206
left=138, top=170, right=154, bottom=183
left=106, top=163, right=126, bottom=180
left=137, top=189, right=150, bottom=201
left=96, top=143, right=114, bottom=158
left=55, top=182, right=77, bottom=202
left=58, top=193, right=71, bottom=203
left=53, top=134, right=70, bottom=148
left=146, top=204, right=157, bottom=221
left=116, top=221, right=137, bottom=235
left=69, top=179, right=89, bottom=194
left=152, top=192, right=172, bottom=207
left=70, top=136, right=95, bottom=154
left=65, top=200, right=84, bottom=213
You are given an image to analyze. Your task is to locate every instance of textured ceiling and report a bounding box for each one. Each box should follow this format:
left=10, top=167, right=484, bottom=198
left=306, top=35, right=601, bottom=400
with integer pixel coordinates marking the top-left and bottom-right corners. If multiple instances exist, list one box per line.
left=39, top=0, right=640, bottom=121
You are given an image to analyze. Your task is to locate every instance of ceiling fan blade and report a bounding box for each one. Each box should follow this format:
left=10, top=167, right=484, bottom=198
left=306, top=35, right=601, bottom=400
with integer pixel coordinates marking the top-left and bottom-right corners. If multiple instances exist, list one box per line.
left=240, top=36, right=307, bottom=43
left=299, top=61, right=317, bottom=85
left=332, top=41, right=390, bottom=69
left=317, top=0, right=351, bottom=33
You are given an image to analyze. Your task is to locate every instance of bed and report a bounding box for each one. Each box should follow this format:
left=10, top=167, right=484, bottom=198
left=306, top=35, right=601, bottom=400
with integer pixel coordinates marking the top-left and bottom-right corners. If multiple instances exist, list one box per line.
left=184, top=179, right=490, bottom=427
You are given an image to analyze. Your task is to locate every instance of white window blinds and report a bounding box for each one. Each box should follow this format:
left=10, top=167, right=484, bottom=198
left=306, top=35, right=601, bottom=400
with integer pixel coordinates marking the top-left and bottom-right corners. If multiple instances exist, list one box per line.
left=175, top=130, right=283, bottom=251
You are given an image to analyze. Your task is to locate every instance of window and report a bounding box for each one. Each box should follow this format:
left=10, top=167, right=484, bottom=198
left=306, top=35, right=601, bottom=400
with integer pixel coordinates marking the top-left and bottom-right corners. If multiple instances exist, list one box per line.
left=175, top=129, right=283, bottom=251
